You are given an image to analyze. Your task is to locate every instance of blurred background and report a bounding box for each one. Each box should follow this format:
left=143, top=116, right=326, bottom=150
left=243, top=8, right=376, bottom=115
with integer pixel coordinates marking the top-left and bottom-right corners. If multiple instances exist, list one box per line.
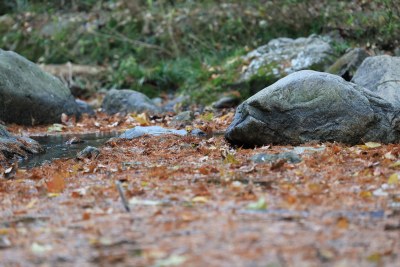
left=0, top=0, right=398, bottom=103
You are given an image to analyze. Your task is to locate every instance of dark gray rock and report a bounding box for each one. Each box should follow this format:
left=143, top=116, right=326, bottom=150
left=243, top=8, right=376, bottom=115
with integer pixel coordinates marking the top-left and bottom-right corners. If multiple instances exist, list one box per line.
left=0, top=49, right=80, bottom=125
left=326, top=48, right=369, bottom=81
left=170, top=111, right=194, bottom=127
left=119, top=126, right=205, bottom=139
left=212, top=96, right=241, bottom=109
left=0, top=124, right=43, bottom=161
left=101, top=89, right=162, bottom=115
left=251, top=152, right=301, bottom=164
left=226, top=70, right=400, bottom=146
left=162, top=95, right=189, bottom=112
left=240, top=34, right=336, bottom=92
left=352, top=55, right=400, bottom=108
left=75, top=99, right=95, bottom=116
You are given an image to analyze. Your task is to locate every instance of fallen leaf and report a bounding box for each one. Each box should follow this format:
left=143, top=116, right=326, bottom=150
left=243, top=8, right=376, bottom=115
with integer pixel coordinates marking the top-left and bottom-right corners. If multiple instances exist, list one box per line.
left=192, top=196, right=208, bottom=203
left=388, top=173, right=399, bottom=185
left=132, top=112, right=150, bottom=126
left=31, top=242, right=52, bottom=254
left=359, top=191, right=372, bottom=198
left=247, top=198, right=267, bottom=210
left=46, top=173, right=66, bottom=193
left=336, top=217, right=349, bottom=229
left=47, top=123, right=64, bottom=132
left=154, top=255, right=187, bottom=267
left=364, top=142, right=381, bottom=149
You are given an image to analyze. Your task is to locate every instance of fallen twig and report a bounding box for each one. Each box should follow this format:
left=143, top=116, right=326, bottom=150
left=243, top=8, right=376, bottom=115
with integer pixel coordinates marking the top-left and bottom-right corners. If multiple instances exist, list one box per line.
left=115, top=180, right=130, bottom=212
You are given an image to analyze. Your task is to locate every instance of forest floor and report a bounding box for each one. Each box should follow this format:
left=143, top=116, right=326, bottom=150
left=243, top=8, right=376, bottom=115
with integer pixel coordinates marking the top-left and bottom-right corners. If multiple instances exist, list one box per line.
left=1, top=110, right=400, bottom=267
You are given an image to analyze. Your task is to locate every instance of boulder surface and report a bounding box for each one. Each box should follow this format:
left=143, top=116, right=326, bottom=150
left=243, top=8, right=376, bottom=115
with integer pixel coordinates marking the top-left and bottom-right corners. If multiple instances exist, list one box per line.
left=240, top=34, right=335, bottom=92
left=226, top=70, right=400, bottom=146
left=352, top=55, right=400, bottom=108
left=0, top=49, right=80, bottom=125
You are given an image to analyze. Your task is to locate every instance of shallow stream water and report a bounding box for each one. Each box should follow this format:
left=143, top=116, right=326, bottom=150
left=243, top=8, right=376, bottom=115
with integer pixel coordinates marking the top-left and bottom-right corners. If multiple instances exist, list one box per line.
left=20, top=132, right=120, bottom=169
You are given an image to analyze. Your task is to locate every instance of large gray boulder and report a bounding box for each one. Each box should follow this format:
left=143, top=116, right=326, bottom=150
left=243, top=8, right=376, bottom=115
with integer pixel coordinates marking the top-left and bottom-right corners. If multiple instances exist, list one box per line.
left=225, top=70, right=400, bottom=146
left=240, top=34, right=336, bottom=93
left=0, top=49, right=80, bottom=125
left=352, top=55, right=400, bottom=108
left=0, top=124, right=43, bottom=162
left=101, top=89, right=162, bottom=115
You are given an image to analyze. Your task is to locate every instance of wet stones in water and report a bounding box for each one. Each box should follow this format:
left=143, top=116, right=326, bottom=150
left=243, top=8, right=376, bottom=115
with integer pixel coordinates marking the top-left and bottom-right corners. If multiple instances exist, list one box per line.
left=251, top=152, right=301, bottom=164
left=0, top=49, right=80, bottom=125
left=119, top=126, right=206, bottom=139
left=352, top=55, right=400, bottom=108
left=101, top=89, right=161, bottom=115
left=225, top=70, right=400, bottom=146
left=0, top=124, right=43, bottom=162
left=65, top=136, right=84, bottom=145
left=76, top=146, right=100, bottom=160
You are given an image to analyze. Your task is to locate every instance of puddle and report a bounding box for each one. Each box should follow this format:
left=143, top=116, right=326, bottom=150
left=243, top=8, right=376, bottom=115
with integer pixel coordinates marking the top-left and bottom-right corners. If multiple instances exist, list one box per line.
left=20, top=132, right=119, bottom=169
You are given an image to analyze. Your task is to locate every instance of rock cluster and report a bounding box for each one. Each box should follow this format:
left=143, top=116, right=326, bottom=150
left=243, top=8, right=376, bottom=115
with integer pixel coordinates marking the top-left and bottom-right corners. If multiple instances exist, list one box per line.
left=226, top=65, right=400, bottom=146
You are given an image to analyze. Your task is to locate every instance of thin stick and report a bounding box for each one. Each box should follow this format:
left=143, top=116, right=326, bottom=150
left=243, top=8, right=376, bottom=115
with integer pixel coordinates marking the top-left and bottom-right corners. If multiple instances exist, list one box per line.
left=115, top=180, right=130, bottom=212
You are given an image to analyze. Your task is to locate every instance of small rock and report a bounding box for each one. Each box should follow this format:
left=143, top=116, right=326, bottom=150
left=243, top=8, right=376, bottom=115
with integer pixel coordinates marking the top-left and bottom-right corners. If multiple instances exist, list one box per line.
left=326, top=48, right=369, bottom=81
left=170, top=111, right=194, bottom=127
left=65, top=136, right=84, bottom=145
left=251, top=152, right=301, bottom=164
left=75, top=99, right=95, bottom=116
left=162, top=95, right=189, bottom=112
left=76, top=146, right=100, bottom=160
left=151, top=97, right=163, bottom=107
left=119, top=126, right=205, bottom=139
left=119, top=126, right=187, bottom=139
left=101, top=89, right=162, bottom=115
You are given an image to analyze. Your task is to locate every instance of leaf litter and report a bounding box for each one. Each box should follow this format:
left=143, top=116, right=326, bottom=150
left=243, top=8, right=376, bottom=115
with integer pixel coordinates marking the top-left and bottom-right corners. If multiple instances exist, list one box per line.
left=0, top=109, right=400, bottom=266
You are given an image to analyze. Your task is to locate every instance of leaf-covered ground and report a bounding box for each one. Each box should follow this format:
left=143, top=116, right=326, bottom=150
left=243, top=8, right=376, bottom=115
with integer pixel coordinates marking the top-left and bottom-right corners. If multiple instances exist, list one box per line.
left=1, top=111, right=400, bottom=267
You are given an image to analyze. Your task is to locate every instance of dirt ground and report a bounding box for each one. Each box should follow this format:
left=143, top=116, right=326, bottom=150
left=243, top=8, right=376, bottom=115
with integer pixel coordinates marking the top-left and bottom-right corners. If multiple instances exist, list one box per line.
left=1, top=111, right=399, bottom=267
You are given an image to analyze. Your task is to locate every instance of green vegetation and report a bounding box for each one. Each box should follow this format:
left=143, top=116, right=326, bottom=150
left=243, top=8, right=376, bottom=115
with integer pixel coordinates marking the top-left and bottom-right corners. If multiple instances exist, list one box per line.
left=0, top=0, right=399, bottom=103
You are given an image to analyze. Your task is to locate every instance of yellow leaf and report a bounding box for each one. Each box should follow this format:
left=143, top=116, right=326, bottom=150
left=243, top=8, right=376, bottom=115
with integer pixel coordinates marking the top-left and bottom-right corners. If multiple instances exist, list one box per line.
left=390, top=161, right=400, bottom=169
left=192, top=196, right=208, bottom=203
left=25, top=198, right=38, bottom=209
left=367, top=253, right=381, bottom=263
left=132, top=113, right=150, bottom=126
left=388, top=173, right=399, bottom=185
left=47, top=193, right=61, bottom=198
left=336, top=217, right=349, bottom=229
left=0, top=228, right=10, bottom=235
left=364, top=142, right=381, bottom=148
left=247, top=198, right=268, bottom=210
left=200, top=112, right=214, bottom=122
left=359, top=191, right=372, bottom=198
left=224, top=153, right=239, bottom=164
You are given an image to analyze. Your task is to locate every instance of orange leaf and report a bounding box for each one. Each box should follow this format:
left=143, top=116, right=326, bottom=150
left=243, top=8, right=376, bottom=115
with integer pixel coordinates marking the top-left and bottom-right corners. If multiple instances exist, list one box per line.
left=46, top=173, right=66, bottom=193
